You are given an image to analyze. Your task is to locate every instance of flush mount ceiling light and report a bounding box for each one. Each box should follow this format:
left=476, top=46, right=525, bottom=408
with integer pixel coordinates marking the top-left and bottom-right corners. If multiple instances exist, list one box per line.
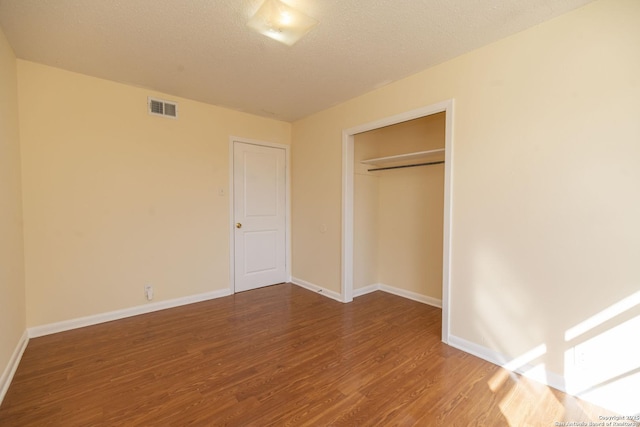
left=248, top=0, right=318, bottom=46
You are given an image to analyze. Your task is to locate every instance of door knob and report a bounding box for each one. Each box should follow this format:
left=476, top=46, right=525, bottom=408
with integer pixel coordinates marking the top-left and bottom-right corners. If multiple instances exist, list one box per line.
left=236, top=223, right=242, bottom=229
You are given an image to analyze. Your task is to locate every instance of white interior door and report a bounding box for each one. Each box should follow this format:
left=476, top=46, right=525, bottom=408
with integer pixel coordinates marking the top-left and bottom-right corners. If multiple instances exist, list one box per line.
left=233, top=141, right=287, bottom=292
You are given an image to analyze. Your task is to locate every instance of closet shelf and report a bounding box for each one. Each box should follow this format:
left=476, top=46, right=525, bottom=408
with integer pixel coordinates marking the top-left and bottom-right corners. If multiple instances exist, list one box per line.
left=360, top=148, right=444, bottom=168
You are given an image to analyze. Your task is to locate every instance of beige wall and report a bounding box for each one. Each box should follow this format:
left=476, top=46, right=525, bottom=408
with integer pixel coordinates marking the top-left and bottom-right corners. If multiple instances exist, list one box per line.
left=354, top=114, right=445, bottom=299
left=353, top=137, right=380, bottom=290
left=18, top=61, right=291, bottom=327
left=0, top=28, right=26, bottom=381
left=377, top=114, right=444, bottom=298
left=292, top=0, right=640, bottom=403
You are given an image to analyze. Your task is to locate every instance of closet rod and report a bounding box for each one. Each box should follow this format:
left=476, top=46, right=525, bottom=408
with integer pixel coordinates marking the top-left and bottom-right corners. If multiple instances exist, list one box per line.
left=367, top=160, right=444, bottom=172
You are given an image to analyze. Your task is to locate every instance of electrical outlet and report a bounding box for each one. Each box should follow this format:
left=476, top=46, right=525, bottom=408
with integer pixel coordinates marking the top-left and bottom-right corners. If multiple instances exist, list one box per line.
left=144, top=284, right=153, bottom=301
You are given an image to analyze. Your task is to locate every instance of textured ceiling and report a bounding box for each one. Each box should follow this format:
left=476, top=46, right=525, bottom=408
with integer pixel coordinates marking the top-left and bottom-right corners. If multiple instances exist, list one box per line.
left=0, top=0, right=595, bottom=122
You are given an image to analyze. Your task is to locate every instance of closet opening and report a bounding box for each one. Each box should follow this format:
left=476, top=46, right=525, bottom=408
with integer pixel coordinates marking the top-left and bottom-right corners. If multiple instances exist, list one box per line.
left=341, top=100, right=453, bottom=343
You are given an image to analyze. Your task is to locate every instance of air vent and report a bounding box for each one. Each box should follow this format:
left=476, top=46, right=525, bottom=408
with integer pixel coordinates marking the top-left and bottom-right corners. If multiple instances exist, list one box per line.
left=148, top=97, right=178, bottom=119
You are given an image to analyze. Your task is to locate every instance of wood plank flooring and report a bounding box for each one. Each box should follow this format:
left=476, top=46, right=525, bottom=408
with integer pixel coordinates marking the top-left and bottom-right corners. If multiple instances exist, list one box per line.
left=0, top=283, right=616, bottom=426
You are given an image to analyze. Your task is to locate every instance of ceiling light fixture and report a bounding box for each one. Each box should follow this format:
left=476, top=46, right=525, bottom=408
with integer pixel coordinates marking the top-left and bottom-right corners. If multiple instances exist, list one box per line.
left=248, top=0, right=318, bottom=46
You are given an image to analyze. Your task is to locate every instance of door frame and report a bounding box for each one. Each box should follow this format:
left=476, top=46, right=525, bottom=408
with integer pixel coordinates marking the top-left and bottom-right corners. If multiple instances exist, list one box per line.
left=341, top=99, right=454, bottom=343
left=228, top=136, right=291, bottom=294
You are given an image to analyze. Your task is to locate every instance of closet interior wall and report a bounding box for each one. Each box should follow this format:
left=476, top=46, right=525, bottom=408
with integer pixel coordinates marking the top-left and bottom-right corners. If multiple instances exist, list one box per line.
left=354, top=112, right=445, bottom=301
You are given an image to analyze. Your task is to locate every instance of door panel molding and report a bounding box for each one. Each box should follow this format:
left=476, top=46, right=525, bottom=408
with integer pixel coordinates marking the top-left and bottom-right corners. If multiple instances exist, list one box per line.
left=229, top=137, right=291, bottom=294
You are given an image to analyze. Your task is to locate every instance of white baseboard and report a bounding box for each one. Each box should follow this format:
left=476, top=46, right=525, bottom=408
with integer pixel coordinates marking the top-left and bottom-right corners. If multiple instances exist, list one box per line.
left=291, top=277, right=343, bottom=302
left=448, top=335, right=640, bottom=414
left=378, top=284, right=443, bottom=308
left=448, top=334, right=566, bottom=393
left=353, top=283, right=443, bottom=309
left=0, top=330, right=29, bottom=405
left=353, top=284, right=379, bottom=298
left=28, top=288, right=233, bottom=338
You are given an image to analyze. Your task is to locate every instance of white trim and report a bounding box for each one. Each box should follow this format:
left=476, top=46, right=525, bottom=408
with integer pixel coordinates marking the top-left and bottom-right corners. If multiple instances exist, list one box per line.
left=291, top=277, right=343, bottom=302
left=352, top=284, right=379, bottom=298
left=448, top=335, right=566, bottom=393
left=341, top=129, right=354, bottom=303
left=352, top=283, right=442, bottom=308
left=378, top=284, right=443, bottom=308
left=229, top=137, right=292, bottom=294
left=341, top=100, right=454, bottom=343
left=441, top=100, right=454, bottom=343
left=228, top=138, right=236, bottom=294
left=28, top=289, right=232, bottom=338
left=0, top=330, right=29, bottom=405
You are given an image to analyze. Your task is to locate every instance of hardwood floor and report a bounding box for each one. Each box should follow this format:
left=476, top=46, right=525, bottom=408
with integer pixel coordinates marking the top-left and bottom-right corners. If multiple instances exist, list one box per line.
left=0, top=283, right=615, bottom=426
